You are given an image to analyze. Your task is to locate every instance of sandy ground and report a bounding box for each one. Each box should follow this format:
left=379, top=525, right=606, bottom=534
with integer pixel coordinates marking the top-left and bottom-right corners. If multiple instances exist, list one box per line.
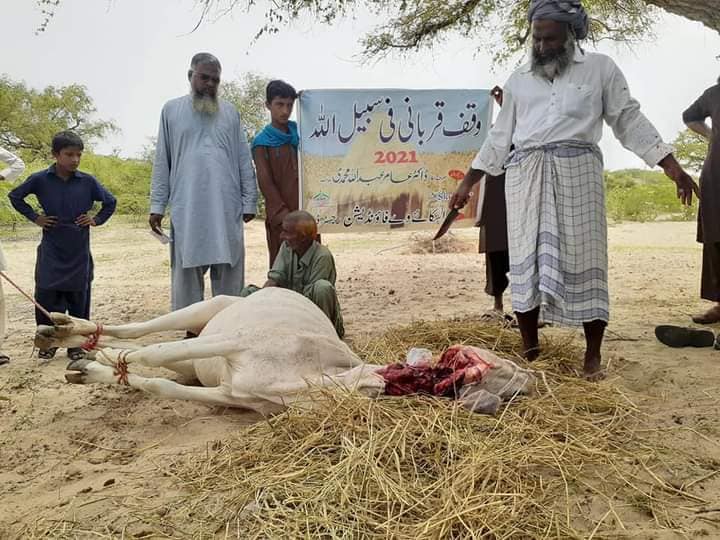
left=1, top=219, right=719, bottom=537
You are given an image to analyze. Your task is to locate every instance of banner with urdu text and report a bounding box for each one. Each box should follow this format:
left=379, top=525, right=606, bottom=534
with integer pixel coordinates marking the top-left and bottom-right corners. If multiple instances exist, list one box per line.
left=298, top=89, right=492, bottom=232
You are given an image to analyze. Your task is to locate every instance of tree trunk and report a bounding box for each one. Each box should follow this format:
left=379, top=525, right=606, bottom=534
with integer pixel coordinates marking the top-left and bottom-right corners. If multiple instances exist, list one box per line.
left=646, top=0, right=720, bottom=33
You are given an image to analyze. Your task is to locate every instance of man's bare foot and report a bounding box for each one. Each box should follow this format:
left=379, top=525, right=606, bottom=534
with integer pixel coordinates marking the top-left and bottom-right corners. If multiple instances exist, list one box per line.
left=480, top=309, right=513, bottom=325
left=583, top=356, right=606, bottom=382
left=524, top=346, right=540, bottom=362
left=692, top=304, right=720, bottom=325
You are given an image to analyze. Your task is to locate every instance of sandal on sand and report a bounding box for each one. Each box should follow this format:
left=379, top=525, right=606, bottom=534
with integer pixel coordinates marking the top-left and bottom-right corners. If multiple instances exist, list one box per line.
left=655, top=325, right=715, bottom=348
left=67, top=348, right=86, bottom=361
left=38, top=347, right=58, bottom=360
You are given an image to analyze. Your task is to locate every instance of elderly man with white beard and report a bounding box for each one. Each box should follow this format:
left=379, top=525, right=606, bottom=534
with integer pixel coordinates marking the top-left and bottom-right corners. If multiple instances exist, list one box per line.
left=450, top=0, right=698, bottom=380
left=149, top=53, right=257, bottom=328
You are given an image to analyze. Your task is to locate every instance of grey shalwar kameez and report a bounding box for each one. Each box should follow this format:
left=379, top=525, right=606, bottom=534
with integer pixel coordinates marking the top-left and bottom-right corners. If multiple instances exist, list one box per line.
left=150, top=95, right=258, bottom=310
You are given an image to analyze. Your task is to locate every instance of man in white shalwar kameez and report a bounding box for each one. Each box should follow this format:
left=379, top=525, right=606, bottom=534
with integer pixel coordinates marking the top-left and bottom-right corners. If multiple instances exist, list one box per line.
left=149, top=53, right=258, bottom=321
left=450, top=0, right=698, bottom=379
left=0, top=146, right=26, bottom=365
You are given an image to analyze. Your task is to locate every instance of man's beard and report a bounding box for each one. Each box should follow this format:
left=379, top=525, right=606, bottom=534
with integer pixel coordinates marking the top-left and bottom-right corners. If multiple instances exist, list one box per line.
left=192, top=91, right=219, bottom=115
left=531, top=35, right=576, bottom=80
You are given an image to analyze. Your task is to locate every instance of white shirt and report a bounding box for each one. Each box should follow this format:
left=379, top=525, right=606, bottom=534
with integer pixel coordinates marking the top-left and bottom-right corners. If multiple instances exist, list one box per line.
left=0, top=146, right=25, bottom=182
left=472, top=50, right=673, bottom=175
left=0, top=147, right=22, bottom=271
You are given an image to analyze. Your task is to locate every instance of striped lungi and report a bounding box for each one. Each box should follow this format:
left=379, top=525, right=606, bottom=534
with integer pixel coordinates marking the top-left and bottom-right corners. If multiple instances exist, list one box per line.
left=505, top=141, right=609, bottom=326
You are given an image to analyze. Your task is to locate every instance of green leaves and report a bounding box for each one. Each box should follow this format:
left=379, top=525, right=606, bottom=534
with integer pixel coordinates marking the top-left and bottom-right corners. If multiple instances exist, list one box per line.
left=34, top=1, right=719, bottom=66
left=672, top=128, right=709, bottom=174
left=0, top=75, right=117, bottom=160
left=221, top=72, right=272, bottom=141
left=214, top=0, right=657, bottom=65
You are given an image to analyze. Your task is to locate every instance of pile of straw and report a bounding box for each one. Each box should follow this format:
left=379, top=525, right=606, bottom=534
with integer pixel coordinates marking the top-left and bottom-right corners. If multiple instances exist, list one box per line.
left=24, top=319, right=705, bottom=538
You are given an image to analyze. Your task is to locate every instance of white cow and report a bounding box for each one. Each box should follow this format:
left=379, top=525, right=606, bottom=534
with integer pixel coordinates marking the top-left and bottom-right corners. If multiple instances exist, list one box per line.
left=37, top=287, right=536, bottom=415
left=37, top=288, right=384, bottom=415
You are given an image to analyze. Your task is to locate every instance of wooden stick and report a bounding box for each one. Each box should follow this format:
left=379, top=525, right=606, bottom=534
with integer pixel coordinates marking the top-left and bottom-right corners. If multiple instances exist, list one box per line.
left=0, top=270, right=53, bottom=319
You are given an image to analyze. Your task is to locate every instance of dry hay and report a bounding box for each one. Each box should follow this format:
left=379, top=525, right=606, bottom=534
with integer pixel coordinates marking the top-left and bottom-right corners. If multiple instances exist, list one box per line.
left=20, top=319, right=710, bottom=539
left=405, top=232, right=474, bottom=254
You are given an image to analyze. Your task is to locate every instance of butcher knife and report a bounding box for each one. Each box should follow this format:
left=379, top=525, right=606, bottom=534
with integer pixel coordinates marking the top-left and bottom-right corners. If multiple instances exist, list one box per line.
left=432, top=208, right=460, bottom=241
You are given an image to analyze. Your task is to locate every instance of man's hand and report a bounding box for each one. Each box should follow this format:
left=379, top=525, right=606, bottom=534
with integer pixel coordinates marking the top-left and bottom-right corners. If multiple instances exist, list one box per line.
left=75, top=213, right=96, bottom=227
left=35, top=215, right=58, bottom=229
left=149, top=213, right=163, bottom=235
left=273, top=208, right=290, bottom=228
left=263, top=279, right=278, bottom=288
left=243, top=214, right=255, bottom=223
left=448, top=183, right=473, bottom=210
left=659, top=154, right=699, bottom=206
left=449, top=169, right=484, bottom=209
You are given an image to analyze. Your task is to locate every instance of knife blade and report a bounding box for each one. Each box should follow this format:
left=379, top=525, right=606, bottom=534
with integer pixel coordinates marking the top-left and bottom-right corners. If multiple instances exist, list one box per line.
left=432, top=208, right=460, bottom=241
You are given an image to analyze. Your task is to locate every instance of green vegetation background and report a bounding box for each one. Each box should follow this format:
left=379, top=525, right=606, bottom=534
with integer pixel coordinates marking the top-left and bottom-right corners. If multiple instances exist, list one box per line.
left=0, top=155, right=699, bottom=232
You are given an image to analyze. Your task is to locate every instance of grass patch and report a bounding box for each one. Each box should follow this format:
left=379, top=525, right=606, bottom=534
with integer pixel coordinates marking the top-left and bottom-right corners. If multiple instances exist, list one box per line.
left=605, top=169, right=697, bottom=223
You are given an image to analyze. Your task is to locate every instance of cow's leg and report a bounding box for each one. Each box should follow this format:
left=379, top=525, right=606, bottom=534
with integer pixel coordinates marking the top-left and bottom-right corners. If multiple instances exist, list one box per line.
left=65, top=360, right=244, bottom=407
left=34, top=332, right=145, bottom=353
left=94, top=336, right=241, bottom=370
left=103, top=295, right=238, bottom=338
left=38, top=295, right=238, bottom=342
left=160, top=359, right=197, bottom=379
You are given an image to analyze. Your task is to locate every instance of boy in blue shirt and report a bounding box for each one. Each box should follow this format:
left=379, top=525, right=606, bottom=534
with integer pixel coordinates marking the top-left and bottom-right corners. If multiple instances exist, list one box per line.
left=9, top=131, right=117, bottom=361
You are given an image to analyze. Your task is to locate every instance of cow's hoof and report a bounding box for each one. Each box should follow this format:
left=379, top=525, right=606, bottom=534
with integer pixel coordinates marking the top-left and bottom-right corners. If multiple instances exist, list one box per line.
left=36, top=325, right=56, bottom=337
left=65, top=358, right=92, bottom=384
left=67, top=358, right=92, bottom=372
left=65, top=372, right=87, bottom=384
left=34, top=328, right=56, bottom=350
left=49, top=314, right=78, bottom=337
left=50, top=313, right=72, bottom=326
left=50, top=313, right=97, bottom=337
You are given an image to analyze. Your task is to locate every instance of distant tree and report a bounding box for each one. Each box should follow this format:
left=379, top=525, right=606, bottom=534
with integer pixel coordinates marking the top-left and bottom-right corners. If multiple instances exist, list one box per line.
left=0, top=75, right=117, bottom=159
left=36, top=0, right=719, bottom=65
left=223, top=72, right=272, bottom=217
left=222, top=72, right=271, bottom=141
left=137, top=136, right=158, bottom=163
left=672, top=128, right=709, bottom=173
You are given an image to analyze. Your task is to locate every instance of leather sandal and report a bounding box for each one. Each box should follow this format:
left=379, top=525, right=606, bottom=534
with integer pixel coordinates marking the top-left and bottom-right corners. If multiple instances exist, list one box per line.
left=38, top=347, right=58, bottom=360
left=655, top=325, right=715, bottom=348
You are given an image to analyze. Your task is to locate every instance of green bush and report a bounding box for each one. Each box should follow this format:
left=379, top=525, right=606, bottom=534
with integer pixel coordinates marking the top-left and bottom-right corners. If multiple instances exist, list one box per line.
left=0, top=157, right=695, bottom=228
left=605, top=169, right=697, bottom=222
left=0, top=153, right=152, bottom=227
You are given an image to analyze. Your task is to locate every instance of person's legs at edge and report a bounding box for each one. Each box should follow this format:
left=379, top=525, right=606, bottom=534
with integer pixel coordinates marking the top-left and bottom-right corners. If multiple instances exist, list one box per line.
left=515, top=307, right=540, bottom=361
left=582, top=319, right=606, bottom=380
